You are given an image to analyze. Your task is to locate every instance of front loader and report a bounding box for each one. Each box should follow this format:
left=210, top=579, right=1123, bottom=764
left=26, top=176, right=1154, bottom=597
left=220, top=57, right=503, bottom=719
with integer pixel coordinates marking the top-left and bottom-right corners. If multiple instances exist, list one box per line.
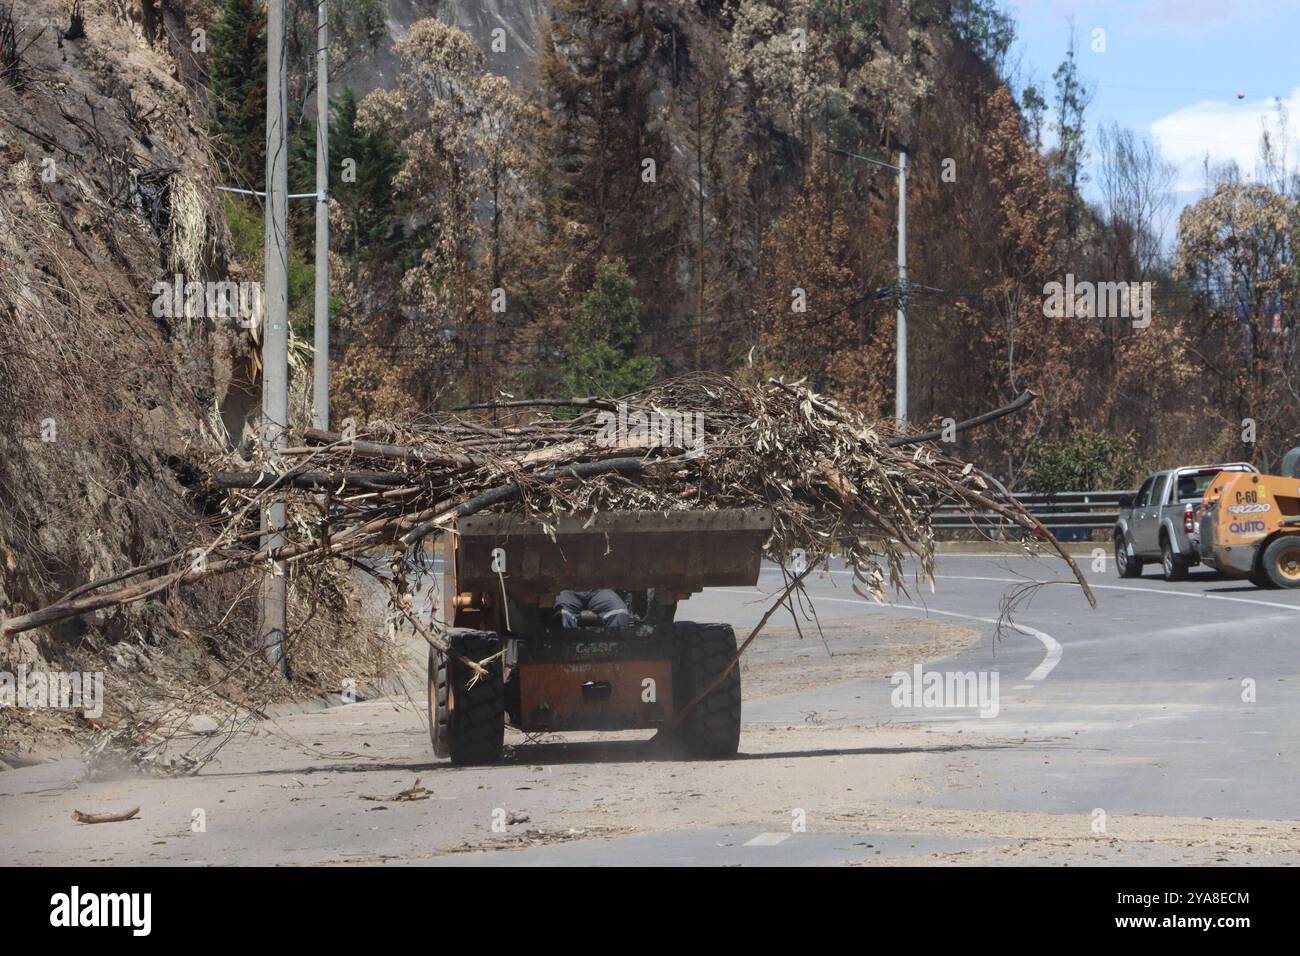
left=1200, top=454, right=1300, bottom=588
left=429, top=509, right=772, bottom=765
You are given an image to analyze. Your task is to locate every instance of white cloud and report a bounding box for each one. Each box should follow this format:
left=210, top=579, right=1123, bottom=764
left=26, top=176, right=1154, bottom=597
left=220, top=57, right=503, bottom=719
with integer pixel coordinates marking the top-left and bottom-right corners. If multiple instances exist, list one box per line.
left=1150, top=88, right=1300, bottom=190
left=1130, top=0, right=1299, bottom=34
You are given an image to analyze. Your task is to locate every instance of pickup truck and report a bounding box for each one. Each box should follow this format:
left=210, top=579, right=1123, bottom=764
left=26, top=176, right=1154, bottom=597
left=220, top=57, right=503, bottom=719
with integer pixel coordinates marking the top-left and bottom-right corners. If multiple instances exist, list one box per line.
left=1114, top=463, right=1256, bottom=581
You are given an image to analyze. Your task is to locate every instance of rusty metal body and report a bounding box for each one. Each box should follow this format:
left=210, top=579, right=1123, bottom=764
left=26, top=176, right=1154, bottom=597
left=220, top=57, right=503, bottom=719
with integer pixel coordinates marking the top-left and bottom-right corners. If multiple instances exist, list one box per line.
left=516, top=628, right=676, bottom=731
left=440, top=509, right=769, bottom=734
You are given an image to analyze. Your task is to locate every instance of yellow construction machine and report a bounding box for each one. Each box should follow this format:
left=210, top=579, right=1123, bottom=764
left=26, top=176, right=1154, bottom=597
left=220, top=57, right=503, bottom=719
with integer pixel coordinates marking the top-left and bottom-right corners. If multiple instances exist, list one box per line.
left=1199, top=450, right=1300, bottom=588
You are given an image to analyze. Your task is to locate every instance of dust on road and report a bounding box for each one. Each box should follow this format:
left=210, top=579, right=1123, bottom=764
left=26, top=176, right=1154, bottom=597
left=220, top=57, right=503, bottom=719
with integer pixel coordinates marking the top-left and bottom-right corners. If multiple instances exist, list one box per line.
left=2, top=609, right=1297, bottom=866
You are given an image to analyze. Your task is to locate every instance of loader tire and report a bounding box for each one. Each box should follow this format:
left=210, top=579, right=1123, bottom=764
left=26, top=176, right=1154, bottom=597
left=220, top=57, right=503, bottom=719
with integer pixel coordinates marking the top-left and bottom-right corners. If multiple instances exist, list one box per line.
left=1261, top=535, right=1300, bottom=589
left=672, top=622, right=741, bottom=759
left=429, top=629, right=504, bottom=765
left=1248, top=567, right=1274, bottom=589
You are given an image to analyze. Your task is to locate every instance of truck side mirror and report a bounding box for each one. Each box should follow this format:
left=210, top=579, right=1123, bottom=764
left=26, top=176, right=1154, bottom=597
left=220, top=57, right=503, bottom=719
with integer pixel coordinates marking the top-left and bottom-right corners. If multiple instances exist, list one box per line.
left=1118, top=495, right=1133, bottom=509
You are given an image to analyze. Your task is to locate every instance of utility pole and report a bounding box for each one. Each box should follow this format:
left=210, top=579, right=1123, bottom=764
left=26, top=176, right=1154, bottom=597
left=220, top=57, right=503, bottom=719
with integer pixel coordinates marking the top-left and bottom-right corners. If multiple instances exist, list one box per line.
left=259, top=0, right=289, bottom=674
left=828, top=146, right=908, bottom=422
left=895, top=150, right=907, bottom=423
left=312, top=0, right=330, bottom=431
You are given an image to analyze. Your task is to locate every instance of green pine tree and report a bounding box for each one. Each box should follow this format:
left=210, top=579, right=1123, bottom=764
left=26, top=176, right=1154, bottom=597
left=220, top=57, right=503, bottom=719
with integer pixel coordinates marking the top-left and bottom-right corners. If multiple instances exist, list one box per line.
left=208, top=0, right=268, bottom=186
left=562, top=258, right=659, bottom=398
left=289, top=86, right=402, bottom=256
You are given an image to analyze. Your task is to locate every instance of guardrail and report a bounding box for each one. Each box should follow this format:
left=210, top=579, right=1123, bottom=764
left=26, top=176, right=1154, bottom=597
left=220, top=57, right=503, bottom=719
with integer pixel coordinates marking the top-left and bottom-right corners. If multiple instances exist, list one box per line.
left=933, top=490, right=1134, bottom=532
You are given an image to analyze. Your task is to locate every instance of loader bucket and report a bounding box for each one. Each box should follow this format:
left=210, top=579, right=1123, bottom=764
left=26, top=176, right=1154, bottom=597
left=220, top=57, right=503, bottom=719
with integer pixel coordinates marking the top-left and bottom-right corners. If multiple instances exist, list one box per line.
left=451, top=509, right=772, bottom=596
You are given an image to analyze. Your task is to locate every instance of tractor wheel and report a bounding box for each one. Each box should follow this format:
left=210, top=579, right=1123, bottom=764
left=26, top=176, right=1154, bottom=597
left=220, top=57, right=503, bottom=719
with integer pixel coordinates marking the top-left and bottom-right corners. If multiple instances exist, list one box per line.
left=1261, top=536, right=1300, bottom=589
left=429, top=629, right=505, bottom=765
left=672, top=622, right=742, bottom=759
left=1161, top=537, right=1189, bottom=582
left=1115, top=535, right=1143, bottom=578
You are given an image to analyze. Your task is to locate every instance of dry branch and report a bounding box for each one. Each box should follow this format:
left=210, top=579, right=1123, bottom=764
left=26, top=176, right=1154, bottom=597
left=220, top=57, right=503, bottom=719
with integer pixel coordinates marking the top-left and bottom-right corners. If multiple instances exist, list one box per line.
left=72, top=806, right=140, bottom=824
left=1, top=375, right=1093, bottom=643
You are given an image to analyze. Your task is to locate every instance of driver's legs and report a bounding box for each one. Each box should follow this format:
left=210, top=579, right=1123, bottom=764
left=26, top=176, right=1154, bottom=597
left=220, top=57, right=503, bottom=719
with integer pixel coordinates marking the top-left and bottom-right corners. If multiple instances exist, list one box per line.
left=554, top=589, right=586, bottom=628
left=554, top=589, right=630, bottom=628
left=586, top=588, right=631, bottom=627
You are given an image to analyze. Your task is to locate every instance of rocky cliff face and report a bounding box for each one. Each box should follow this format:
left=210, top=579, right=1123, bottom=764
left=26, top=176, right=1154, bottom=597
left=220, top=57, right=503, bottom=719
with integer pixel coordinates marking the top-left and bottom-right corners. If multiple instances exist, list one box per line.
left=0, top=0, right=380, bottom=762
left=0, top=0, right=241, bottom=637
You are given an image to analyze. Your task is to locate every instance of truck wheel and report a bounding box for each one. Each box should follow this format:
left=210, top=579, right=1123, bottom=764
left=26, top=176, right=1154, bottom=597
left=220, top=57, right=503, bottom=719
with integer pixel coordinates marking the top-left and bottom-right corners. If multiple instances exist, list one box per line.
left=672, top=622, right=742, bottom=759
left=1261, top=536, right=1300, bottom=589
left=1161, top=537, right=1189, bottom=582
left=1115, top=535, right=1143, bottom=578
left=429, top=629, right=504, bottom=765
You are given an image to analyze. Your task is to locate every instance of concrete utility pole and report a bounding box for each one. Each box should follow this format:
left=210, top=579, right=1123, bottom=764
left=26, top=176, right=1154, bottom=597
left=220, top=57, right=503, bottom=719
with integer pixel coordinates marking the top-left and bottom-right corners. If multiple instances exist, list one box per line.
left=829, top=147, right=908, bottom=422
left=895, top=150, right=907, bottom=423
left=312, top=0, right=330, bottom=431
left=259, top=0, right=290, bottom=673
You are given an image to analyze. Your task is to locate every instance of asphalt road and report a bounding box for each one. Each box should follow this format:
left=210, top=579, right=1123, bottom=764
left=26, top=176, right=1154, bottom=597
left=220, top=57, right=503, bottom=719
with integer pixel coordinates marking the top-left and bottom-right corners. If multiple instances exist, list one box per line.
left=2, top=551, right=1298, bottom=866
left=731, top=554, right=1300, bottom=820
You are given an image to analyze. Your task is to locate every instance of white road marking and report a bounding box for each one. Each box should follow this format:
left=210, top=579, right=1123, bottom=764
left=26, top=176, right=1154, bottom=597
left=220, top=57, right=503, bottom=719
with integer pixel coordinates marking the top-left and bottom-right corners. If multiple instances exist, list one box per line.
left=743, top=832, right=791, bottom=847
left=735, top=560, right=1296, bottom=684
left=930, top=574, right=1300, bottom=612
left=762, top=563, right=1300, bottom=612
left=712, top=588, right=1063, bottom=681
left=1021, top=625, right=1063, bottom=681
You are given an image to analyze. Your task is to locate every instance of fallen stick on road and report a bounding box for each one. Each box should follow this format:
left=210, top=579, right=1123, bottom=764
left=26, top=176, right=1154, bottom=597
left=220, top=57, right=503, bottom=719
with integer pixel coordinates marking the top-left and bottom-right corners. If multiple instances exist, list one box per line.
left=72, top=807, right=141, bottom=824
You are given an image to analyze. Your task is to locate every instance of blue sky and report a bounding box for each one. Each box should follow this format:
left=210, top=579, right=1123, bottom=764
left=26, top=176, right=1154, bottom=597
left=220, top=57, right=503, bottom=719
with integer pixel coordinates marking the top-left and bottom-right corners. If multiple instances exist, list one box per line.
left=1005, top=0, right=1300, bottom=218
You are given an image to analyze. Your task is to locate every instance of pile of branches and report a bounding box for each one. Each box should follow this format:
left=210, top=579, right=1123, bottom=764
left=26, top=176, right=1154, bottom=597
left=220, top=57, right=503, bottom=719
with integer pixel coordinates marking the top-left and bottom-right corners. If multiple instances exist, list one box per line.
left=2, top=374, right=1094, bottom=648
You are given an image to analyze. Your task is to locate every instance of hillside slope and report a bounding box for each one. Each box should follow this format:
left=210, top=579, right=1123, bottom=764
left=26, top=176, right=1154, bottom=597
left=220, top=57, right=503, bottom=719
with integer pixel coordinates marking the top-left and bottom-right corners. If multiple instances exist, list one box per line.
left=0, top=0, right=384, bottom=765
